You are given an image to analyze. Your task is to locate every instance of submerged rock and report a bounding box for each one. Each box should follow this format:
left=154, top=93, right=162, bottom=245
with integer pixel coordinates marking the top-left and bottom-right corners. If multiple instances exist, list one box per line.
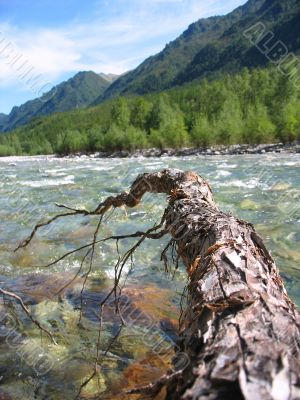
left=0, top=388, right=14, bottom=400
left=240, top=199, right=261, bottom=211
left=0, top=272, right=86, bottom=304
left=0, top=272, right=180, bottom=399
left=107, top=351, right=173, bottom=399
left=271, top=182, right=290, bottom=191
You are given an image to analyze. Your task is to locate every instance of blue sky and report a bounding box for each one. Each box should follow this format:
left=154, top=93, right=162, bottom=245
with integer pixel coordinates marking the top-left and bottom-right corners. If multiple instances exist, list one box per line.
left=0, top=0, right=247, bottom=114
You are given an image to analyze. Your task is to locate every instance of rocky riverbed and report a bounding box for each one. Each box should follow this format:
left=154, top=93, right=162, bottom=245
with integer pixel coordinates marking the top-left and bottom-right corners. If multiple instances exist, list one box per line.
left=66, top=142, right=300, bottom=159
left=0, top=153, right=299, bottom=399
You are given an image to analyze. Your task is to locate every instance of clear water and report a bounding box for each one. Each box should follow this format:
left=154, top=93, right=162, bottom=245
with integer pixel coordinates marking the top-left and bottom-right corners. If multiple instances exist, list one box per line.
left=0, top=154, right=299, bottom=399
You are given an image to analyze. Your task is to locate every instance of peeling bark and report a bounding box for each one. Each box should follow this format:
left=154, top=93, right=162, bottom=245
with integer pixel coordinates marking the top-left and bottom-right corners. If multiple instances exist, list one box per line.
left=113, top=169, right=300, bottom=400
left=14, top=168, right=300, bottom=400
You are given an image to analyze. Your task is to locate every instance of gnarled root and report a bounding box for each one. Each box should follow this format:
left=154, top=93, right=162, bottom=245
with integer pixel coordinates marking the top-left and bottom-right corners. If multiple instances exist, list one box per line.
left=13, top=169, right=300, bottom=399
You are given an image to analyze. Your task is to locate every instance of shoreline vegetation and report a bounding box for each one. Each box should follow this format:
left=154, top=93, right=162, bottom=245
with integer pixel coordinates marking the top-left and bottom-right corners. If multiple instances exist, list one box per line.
left=0, top=68, right=300, bottom=158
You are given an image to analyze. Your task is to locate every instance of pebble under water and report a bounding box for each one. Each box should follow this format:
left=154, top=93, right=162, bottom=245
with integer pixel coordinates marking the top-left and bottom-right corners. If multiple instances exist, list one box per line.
left=0, top=153, right=299, bottom=399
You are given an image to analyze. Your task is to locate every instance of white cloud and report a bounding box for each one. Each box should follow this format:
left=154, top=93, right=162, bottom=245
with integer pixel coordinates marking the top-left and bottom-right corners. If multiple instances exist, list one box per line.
left=0, top=0, right=246, bottom=89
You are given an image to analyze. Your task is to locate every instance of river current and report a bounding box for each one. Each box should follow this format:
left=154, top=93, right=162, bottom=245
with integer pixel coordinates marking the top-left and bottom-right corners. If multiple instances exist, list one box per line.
left=0, top=154, right=299, bottom=399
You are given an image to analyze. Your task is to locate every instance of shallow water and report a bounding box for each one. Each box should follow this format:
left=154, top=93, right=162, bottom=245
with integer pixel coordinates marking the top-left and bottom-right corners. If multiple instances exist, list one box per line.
left=0, top=154, right=299, bottom=399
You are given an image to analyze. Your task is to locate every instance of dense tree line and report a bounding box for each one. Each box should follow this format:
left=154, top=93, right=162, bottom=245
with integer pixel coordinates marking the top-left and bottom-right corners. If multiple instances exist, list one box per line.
left=0, top=67, right=299, bottom=156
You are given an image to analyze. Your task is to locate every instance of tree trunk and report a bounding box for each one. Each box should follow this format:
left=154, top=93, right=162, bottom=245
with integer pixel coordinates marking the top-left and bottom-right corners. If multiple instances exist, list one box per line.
left=16, top=168, right=300, bottom=400
left=115, top=169, right=300, bottom=400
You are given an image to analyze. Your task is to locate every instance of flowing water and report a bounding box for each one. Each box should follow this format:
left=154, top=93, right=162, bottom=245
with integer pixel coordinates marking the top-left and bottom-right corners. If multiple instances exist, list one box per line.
left=0, top=154, right=299, bottom=399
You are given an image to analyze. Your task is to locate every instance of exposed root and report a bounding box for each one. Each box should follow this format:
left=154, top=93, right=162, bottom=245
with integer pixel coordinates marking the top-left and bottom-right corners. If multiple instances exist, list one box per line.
left=126, top=370, right=182, bottom=397
left=14, top=210, right=89, bottom=252
left=0, top=288, right=57, bottom=345
left=12, top=169, right=300, bottom=399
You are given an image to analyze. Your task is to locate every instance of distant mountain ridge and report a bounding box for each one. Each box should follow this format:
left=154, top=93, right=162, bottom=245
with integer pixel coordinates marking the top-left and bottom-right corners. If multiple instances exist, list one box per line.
left=99, top=73, right=120, bottom=83
left=97, top=0, right=300, bottom=102
left=1, top=0, right=299, bottom=132
left=0, top=71, right=111, bottom=132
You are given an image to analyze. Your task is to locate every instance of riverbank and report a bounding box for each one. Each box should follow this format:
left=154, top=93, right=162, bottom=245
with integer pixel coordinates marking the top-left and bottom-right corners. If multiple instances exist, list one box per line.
left=67, top=142, right=300, bottom=159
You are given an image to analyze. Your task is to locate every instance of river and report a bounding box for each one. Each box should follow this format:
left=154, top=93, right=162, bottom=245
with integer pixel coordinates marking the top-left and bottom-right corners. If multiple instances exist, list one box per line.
left=0, top=153, right=299, bottom=399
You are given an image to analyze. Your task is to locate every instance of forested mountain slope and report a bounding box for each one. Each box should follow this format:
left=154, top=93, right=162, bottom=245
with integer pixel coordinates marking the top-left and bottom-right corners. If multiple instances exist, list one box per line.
left=98, top=0, right=300, bottom=101
left=0, top=71, right=111, bottom=132
left=1, top=67, right=299, bottom=156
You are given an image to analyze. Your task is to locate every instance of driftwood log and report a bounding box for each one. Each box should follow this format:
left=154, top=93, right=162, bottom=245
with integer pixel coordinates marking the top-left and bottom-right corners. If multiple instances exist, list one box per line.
left=97, top=169, right=300, bottom=400
left=13, top=168, right=300, bottom=399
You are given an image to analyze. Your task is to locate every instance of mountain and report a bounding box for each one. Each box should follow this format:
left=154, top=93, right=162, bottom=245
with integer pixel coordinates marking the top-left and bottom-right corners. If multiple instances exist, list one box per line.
left=2, top=0, right=299, bottom=135
left=2, top=66, right=299, bottom=157
left=0, top=71, right=111, bottom=132
left=99, top=73, right=121, bottom=83
left=98, top=0, right=300, bottom=102
left=0, top=113, right=8, bottom=131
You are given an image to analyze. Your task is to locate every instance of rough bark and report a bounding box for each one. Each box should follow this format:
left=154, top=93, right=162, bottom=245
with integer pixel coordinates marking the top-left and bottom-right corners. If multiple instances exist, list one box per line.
left=13, top=168, right=300, bottom=400
left=108, top=168, right=300, bottom=400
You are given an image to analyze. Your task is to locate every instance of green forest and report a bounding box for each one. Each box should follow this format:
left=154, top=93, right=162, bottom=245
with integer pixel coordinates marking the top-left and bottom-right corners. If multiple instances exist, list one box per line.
left=0, top=67, right=299, bottom=156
